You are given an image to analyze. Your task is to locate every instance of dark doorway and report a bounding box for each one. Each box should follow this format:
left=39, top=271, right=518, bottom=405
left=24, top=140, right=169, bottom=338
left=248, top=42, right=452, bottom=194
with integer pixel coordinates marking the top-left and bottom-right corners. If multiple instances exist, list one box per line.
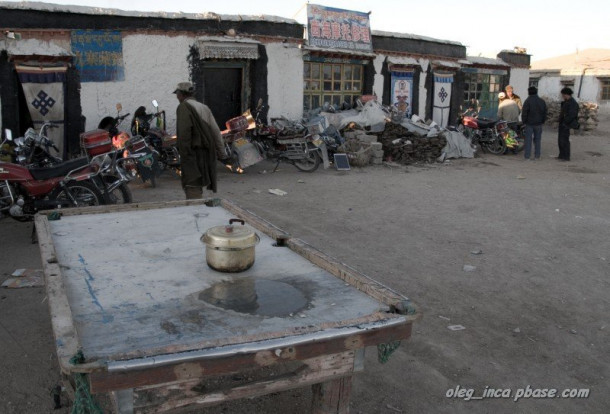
left=202, top=67, right=242, bottom=130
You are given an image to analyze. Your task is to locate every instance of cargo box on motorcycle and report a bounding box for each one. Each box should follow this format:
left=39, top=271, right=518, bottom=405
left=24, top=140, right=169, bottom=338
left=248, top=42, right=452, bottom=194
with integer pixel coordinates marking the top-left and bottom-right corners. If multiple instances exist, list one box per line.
left=81, top=129, right=112, bottom=157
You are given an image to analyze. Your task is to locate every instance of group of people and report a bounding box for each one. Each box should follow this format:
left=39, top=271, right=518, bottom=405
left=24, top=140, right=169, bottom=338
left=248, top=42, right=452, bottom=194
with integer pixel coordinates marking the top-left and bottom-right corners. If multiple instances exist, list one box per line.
left=497, top=84, right=580, bottom=161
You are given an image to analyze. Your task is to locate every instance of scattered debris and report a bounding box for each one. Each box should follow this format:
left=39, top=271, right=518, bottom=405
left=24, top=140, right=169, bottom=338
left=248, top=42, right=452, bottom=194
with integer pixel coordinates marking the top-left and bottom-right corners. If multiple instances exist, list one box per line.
left=438, top=315, right=451, bottom=321
left=258, top=170, right=267, bottom=174
left=570, top=329, right=578, bottom=335
left=252, top=189, right=262, bottom=194
left=517, top=175, right=526, bottom=180
left=555, top=209, right=560, bottom=212
left=463, top=265, right=477, bottom=272
left=2, top=269, right=44, bottom=288
left=470, top=249, right=483, bottom=255
left=297, top=179, right=305, bottom=183
left=448, top=325, right=466, bottom=331
left=513, top=327, right=521, bottom=333
left=268, top=189, right=287, bottom=196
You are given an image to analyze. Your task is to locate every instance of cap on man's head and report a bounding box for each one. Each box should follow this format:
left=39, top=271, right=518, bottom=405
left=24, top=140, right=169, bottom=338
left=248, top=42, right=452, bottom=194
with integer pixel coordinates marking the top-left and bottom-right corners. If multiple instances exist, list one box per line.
left=560, top=87, right=573, bottom=96
left=173, top=82, right=194, bottom=94
left=528, top=86, right=538, bottom=95
left=498, top=92, right=506, bottom=99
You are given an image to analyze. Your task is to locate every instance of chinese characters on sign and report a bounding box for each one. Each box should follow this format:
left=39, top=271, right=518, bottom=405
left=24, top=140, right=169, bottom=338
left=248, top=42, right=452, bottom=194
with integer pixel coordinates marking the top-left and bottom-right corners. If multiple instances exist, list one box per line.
left=307, top=4, right=372, bottom=52
left=71, top=30, right=125, bottom=82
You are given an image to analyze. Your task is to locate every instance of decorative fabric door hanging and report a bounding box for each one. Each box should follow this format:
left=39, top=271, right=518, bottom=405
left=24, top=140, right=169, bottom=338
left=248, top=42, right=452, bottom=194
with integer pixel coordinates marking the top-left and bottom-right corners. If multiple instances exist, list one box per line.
left=15, top=64, right=68, bottom=157
left=432, top=73, right=454, bottom=128
left=390, top=71, right=414, bottom=118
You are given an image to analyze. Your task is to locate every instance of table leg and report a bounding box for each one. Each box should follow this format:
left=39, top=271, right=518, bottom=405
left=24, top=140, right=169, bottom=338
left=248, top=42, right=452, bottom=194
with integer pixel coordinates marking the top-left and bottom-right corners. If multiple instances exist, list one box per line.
left=311, top=376, right=352, bottom=414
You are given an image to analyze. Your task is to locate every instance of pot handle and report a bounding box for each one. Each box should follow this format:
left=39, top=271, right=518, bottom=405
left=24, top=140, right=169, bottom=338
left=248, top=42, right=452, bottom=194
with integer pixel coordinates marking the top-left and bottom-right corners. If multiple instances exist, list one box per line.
left=229, top=219, right=245, bottom=226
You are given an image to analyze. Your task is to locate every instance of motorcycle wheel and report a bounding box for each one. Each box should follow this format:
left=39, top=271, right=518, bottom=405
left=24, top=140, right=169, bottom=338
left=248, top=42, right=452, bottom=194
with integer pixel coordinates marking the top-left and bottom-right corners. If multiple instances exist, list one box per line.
left=53, top=181, right=105, bottom=207
left=484, top=135, right=507, bottom=155
left=294, top=150, right=321, bottom=172
left=103, top=176, right=133, bottom=204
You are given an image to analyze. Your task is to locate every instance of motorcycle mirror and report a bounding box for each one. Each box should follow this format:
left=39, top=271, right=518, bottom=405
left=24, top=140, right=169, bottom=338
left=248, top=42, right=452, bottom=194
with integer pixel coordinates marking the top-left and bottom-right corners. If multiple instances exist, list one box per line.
left=4, top=129, right=12, bottom=141
left=152, top=100, right=159, bottom=108
left=116, top=103, right=123, bottom=113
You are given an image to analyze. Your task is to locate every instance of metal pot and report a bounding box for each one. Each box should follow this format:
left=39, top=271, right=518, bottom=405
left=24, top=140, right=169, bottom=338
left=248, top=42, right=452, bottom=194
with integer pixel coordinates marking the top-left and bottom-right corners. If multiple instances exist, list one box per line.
left=201, top=219, right=260, bottom=272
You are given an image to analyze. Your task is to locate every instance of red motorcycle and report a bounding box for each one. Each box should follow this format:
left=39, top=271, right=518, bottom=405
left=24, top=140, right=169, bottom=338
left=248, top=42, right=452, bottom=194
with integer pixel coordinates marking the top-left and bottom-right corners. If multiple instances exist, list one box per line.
left=456, top=108, right=507, bottom=155
left=1, top=130, right=105, bottom=221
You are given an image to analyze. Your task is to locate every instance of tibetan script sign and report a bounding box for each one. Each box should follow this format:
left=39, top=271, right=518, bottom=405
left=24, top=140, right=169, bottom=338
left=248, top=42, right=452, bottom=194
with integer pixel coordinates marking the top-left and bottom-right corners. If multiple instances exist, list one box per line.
left=71, top=30, right=125, bottom=82
left=307, top=4, right=373, bottom=52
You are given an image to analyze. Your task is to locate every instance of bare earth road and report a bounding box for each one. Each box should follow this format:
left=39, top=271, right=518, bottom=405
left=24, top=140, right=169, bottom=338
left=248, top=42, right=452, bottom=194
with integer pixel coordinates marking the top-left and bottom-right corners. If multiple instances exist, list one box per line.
left=1, top=121, right=609, bottom=414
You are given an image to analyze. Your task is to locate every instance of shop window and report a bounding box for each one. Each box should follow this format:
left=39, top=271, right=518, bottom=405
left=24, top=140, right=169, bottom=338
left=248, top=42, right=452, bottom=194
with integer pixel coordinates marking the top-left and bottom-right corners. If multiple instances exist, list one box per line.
left=601, top=79, right=610, bottom=101
left=304, top=62, right=363, bottom=111
left=463, top=72, right=506, bottom=117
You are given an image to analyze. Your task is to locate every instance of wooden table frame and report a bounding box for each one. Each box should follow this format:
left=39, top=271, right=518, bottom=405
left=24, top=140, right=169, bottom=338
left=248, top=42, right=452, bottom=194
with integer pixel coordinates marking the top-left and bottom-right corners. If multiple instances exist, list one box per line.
left=36, top=199, right=419, bottom=413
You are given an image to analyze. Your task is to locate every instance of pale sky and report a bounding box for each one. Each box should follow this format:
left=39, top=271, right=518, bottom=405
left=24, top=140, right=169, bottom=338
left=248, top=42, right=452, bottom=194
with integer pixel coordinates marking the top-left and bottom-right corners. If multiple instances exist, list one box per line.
left=5, top=0, right=609, bottom=61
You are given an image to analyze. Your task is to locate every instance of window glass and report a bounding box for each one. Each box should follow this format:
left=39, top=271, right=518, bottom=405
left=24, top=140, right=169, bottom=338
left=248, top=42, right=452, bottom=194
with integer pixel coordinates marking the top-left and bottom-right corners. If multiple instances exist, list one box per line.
left=304, top=62, right=364, bottom=110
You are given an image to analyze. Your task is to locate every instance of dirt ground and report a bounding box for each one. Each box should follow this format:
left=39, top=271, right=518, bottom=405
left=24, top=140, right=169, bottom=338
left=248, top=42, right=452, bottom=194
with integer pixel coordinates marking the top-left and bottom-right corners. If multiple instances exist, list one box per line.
left=1, top=120, right=609, bottom=414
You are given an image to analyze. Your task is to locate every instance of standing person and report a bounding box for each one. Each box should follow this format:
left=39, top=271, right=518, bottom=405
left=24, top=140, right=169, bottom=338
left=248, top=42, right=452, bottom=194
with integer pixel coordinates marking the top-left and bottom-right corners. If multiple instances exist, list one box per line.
left=505, top=85, right=522, bottom=111
left=174, top=82, right=226, bottom=199
left=557, top=87, right=579, bottom=162
left=521, top=86, right=548, bottom=160
left=497, top=92, right=520, bottom=122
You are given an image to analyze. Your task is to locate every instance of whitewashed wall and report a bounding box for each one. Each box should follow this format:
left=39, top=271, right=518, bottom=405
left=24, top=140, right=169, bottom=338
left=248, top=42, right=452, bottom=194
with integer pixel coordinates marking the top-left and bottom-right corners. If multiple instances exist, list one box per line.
left=418, top=59, right=430, bottom=118
left=537, top=76, right=562, bottom=100
left=372, top=54, right=385, bottom=102
left=508, top=68, right=529, bottom=100
left=265, top=43, right=303, bottom=121
left=80, top=34, right=193, bottom=134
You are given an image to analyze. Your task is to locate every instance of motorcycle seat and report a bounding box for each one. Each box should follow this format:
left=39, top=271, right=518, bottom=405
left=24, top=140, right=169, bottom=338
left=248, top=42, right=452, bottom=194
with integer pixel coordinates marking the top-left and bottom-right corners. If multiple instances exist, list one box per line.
left=477, top=118, right=497, bottom=129
left=29, top=157, right=89, bottom=181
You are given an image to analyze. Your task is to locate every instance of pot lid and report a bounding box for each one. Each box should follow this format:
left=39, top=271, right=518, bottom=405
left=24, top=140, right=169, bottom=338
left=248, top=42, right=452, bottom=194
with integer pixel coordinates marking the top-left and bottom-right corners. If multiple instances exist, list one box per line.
left=201, top=219, right=259, bottom=249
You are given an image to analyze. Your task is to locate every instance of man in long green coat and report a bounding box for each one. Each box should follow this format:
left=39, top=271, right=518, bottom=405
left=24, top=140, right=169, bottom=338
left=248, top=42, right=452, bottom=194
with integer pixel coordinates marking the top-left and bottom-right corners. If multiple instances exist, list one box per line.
left=174, top=82, right=226, bottom=199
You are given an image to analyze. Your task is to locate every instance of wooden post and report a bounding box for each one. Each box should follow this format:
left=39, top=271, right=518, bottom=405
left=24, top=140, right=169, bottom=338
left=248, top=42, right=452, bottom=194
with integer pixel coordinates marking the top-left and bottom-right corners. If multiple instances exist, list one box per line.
left=311, top=376, right=353, bottom=414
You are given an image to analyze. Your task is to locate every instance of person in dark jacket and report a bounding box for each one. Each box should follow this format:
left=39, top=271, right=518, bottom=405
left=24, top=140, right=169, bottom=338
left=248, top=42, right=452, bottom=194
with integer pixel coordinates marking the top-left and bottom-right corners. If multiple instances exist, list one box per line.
left=174, top=82, right=225, bottom=199
left=521, top=86, right=548, bottom=160
left=557, top=87, right=579, bottom=161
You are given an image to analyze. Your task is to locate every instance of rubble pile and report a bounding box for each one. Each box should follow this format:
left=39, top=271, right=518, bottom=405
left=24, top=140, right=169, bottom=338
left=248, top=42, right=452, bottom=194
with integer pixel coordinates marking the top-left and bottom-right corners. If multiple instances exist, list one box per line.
left=544, top=99, right=599, bottom=132
left=379, top=123, right=447, bottom=164
left=337, top=137, right=372, bottom=167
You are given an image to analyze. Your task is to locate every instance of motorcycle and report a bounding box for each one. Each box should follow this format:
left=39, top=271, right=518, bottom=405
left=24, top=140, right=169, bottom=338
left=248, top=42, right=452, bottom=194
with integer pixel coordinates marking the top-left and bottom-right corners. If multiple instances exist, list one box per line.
left=99, top=104, right=161, bottom=187
left=131, top=100, right=181, bottom=173
left=497, top=121, right=525, bottom=154
left=11, top=122, right=134, bottom=204
left=456, top=108, right=507, bottom=155
left=223, top=100, right=326, bottom=173
left=0, top=129, right=108, bottom=221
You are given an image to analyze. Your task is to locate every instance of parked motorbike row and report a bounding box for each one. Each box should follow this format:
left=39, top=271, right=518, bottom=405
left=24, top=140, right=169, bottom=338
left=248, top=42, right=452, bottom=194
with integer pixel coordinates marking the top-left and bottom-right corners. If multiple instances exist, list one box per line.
left=221, top=99, right=329, bottom=174
left=0, top=124, right=134, bottom=221
left=0, top=99, right=178, bottom=221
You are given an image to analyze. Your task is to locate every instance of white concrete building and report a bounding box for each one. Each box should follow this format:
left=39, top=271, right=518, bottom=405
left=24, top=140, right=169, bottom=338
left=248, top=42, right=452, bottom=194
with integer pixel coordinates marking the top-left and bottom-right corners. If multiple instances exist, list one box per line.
left=530, top=49, right=610, bottom=113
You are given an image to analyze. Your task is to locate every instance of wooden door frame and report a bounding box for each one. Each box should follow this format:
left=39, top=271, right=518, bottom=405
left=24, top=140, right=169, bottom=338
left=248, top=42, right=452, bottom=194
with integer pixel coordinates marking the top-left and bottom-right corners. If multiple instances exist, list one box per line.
left=199, top=61, right=250, bottom=114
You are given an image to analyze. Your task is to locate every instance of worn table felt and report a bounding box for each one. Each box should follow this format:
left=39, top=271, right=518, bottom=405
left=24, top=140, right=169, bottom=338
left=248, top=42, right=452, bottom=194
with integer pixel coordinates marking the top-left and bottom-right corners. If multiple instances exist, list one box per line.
left=49, top=205, right=384, bottom=361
